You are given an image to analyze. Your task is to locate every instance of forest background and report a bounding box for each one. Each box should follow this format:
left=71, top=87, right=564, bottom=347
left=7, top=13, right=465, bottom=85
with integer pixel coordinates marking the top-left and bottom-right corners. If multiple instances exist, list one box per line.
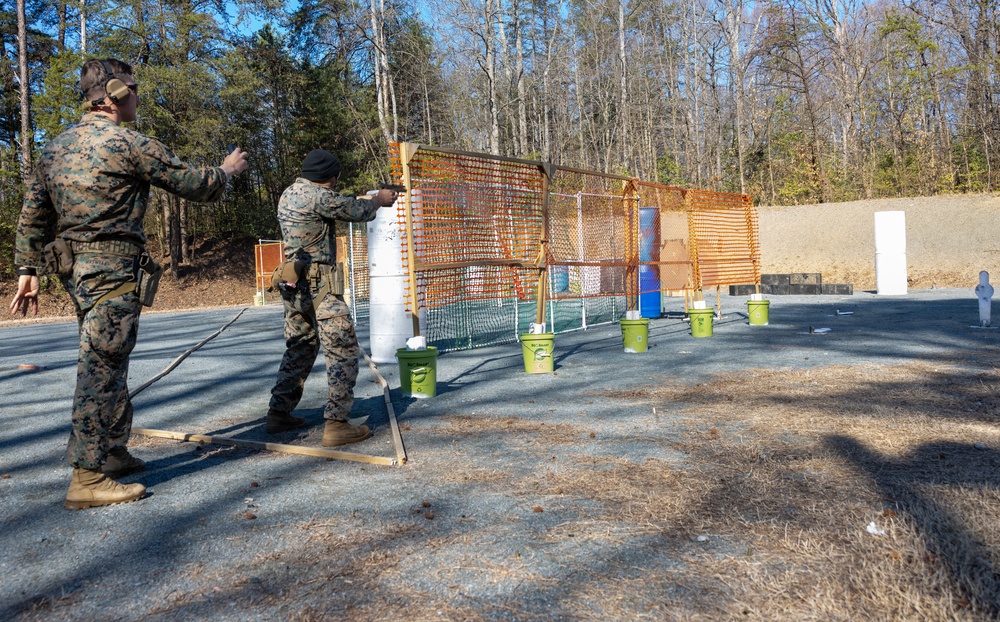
left=1, top=0, right=998, bottom=283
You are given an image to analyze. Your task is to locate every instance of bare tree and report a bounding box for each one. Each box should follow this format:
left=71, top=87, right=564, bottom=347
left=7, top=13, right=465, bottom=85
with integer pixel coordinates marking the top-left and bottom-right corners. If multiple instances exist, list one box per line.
left=80, top=0, right=87, bottom=52
left=617, top=0, right=629, bottom=172
left=512, top=0, right=528, bottom=157
left=714, top=0, right=765, bottom=193
left=441, top=0, right=503, bottom=154
left=370, top=0, right=398, bottom=143
left=16, top=0, right=31, bottom=180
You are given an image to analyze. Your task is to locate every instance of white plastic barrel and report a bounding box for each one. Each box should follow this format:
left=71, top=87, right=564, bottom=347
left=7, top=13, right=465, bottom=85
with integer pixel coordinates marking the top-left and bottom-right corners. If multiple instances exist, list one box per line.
left=368, top=193, right=425, bottom=363
left=874, top=211, right=907, bottom=295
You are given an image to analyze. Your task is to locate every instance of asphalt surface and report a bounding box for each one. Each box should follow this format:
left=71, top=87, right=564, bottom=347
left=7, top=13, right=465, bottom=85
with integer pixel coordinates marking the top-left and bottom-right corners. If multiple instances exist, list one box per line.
left=0, top=288, right=996, bottom=620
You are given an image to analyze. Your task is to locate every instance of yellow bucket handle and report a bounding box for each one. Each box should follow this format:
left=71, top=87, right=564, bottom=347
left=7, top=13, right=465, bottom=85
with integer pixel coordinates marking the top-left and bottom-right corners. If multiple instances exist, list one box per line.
left=521, top=341, right=551, bottom=360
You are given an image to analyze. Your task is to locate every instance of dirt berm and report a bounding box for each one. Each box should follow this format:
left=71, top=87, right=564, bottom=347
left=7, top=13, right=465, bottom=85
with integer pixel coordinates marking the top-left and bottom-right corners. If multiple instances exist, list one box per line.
left=758, top=193, right=1000, bottom=289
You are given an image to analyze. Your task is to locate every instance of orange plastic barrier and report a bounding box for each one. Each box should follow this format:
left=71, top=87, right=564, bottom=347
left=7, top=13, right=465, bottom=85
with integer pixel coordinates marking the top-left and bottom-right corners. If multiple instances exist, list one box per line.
left=687, top=190, right=760, bottom=289
left=548, top=169, right=635, bottom=303
left=254, top=242, right=284, bottom=292
left=390, top=144, right=545, bottom=312
left=387, top=143, right=758, bottom=322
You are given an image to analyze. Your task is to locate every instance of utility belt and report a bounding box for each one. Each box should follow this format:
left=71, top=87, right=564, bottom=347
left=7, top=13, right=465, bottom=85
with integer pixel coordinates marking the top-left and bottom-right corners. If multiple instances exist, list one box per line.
left=269, top=260, right=346, bottom=303
left=42, top=237, right=162, bottom=307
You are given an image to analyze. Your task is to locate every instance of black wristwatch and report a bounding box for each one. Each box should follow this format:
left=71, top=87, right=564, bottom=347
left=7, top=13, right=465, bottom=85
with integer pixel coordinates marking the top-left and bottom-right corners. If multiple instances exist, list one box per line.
left=16, top=267, right=37, bottom=277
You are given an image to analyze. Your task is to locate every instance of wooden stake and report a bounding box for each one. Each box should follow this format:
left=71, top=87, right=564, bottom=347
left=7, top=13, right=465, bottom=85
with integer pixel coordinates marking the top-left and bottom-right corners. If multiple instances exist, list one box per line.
left=130, top=308, right=246, bottom=399
left=362, top=349, right=407, bottom=465
left=131, top=428, right=397, bottom=466
left=535, top=162, right=553, bottom=326
left=400, top=141, right=421, bottom=337
left=130, top=309, right=408, bottom=467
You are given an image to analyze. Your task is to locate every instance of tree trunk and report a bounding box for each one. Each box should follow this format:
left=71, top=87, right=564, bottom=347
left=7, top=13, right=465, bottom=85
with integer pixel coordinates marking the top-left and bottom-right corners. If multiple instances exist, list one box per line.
left=158, top=192, right=167, bottom=257
left=16, top=0, right=31, bottom=180
left=540, top=3, right=560, bottom=162
left=422, top=74, right=434, bottom=144
left=370, top=0, right=394, bottom=144
left=514, top=0, right=528, bottom=157
left=169, top=194, right=182, bottom=276
left=486, top=0, right=500, bottom=155
left=180, top=199, right=191, bottom=264
left=496, top=2, right=517, bottom=155
left=721, top=0, right=746, bottom=193
left=80, top=0, right=86, bottom=53
left=618, top=0, right=629, bottom=173
left=58, top=2, right=67, bottom=48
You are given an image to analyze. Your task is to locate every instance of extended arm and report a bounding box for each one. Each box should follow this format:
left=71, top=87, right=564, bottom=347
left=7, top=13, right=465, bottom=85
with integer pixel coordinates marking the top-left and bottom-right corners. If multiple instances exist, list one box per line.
left=133, top=136, right=247, bottom=203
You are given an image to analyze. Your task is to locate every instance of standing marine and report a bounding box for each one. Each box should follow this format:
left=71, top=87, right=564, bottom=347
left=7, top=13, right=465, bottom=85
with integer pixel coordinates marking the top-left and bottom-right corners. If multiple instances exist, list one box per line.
left=266, top=149, right=397, bottom=446
left=9, top=58, right=249, bottom=509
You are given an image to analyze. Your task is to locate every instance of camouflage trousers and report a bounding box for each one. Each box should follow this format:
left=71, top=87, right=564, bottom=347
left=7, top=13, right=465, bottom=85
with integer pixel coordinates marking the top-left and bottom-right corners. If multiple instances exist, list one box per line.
left=62, top=252, right=142, bottom=470
left=269, top=286, right=359, bottom=422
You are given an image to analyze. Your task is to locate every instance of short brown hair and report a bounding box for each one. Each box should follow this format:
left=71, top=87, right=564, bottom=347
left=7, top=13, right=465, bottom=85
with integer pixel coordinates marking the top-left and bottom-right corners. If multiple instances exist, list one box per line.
left=80, top=58, right=134, bottom=101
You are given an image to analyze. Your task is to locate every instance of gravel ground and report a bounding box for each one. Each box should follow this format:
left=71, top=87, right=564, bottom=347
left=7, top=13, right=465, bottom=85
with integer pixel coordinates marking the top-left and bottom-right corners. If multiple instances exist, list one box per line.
left=1, top=288, right=997, bottom=620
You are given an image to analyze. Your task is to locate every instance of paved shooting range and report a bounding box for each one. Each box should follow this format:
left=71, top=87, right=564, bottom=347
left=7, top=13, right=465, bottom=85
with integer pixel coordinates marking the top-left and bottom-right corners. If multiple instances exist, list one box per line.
left=3, top=181, right=1000, bottom=618
left=4, top=136, right=1000, bottom=619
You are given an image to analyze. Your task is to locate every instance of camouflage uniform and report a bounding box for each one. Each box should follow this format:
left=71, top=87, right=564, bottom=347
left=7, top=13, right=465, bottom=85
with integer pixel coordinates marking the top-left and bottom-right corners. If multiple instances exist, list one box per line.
left=15, top=113, right=228, bottom=470
left=269, top=178, right=379, bottom=422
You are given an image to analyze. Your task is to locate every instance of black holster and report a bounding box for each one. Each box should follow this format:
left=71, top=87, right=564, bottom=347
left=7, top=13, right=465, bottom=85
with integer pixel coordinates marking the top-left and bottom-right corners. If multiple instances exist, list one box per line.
left=136, top=253, right=163, bottom=307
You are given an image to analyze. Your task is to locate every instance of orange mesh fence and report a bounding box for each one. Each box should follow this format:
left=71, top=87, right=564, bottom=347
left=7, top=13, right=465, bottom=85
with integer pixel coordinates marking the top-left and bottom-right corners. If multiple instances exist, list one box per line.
left=632, top=183, right=693, bottom=305
left=687, top=190, right=760, bottom=288
left=390, top=145, right=544, bottom=313
left=547, top=168, right=635, bottom=303
left=383, top=143, right=757, bottom=350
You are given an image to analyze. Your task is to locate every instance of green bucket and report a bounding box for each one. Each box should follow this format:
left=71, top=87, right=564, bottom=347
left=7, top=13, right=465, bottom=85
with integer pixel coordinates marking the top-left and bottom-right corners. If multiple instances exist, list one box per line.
left=620, top=318, right=650, bottom=353
left=688, top=308, right=715, bottom=338
left=520, top=333, right=555, bottom=374
left=747, top=299, right=770, bottom=326
left=395, top=346, right=438, bottom=398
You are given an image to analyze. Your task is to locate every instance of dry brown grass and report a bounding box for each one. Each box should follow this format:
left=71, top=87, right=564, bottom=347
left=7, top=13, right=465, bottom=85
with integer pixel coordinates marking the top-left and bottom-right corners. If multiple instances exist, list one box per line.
left=442, top=414, right=587, bottom=444
left=23, top=363, right=998, bottom=621
left=278, top=363, right=1000, bottom=620
left=530, top=363, right=1000, bottom=619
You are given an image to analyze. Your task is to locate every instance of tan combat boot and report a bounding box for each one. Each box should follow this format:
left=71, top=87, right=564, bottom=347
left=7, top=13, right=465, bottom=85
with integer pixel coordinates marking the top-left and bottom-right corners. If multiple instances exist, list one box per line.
left=322, top=420, right=371, bottom=447
left=266, top=409, right=307, bottom=434
left=102, top=447, right=146, bottom=477
left=64, top=467, right=145, bottom=510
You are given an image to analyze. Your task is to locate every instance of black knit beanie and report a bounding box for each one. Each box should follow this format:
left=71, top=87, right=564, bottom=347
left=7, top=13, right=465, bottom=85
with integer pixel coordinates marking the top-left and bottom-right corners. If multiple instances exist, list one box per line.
left=301, top=149, right=342, bottom=182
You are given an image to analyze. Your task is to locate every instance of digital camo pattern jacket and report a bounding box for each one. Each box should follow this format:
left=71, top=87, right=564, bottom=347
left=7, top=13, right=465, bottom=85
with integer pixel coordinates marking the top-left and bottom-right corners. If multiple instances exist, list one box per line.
left=15, top=113, right=227, bottom=271
left=277, top=178, right=379, bottom=265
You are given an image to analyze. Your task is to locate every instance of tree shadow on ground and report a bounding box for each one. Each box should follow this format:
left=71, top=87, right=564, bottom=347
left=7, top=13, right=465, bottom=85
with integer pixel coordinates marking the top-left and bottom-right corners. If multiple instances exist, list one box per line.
left=826, top=435, right=1000, bottom=615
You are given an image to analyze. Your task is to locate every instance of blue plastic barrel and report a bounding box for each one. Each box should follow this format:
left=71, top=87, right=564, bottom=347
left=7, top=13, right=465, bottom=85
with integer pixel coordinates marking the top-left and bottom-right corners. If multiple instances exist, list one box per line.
left=639, top=207, right=659, bottom=262
left=550, top=265, right=569, bottom=293
left=638, top=208, right=660, bottom=318
left=639, top=265, right=661, bottom=318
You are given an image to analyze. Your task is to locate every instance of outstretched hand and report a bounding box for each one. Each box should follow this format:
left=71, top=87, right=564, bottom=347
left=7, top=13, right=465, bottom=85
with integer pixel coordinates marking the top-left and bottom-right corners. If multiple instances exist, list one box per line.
left=370, top=188, right=398, bottom=208
left=220, top=147, right=249, bottom=179
left=9, top=275, right=39, bottom=317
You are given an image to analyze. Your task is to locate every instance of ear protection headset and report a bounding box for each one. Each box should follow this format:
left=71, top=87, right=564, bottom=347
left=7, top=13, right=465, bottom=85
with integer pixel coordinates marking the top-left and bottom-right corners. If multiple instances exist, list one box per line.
left=82, top=60, right=131, bottom=110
